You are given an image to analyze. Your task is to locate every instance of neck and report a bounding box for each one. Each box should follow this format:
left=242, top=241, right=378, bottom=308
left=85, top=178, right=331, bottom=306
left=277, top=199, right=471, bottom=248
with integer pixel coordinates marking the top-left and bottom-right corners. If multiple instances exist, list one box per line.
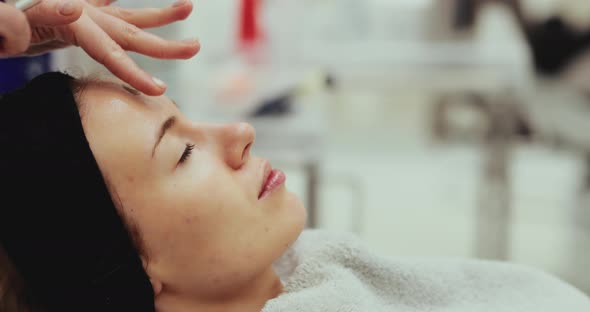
left=155, top=268, right=283, bottom=312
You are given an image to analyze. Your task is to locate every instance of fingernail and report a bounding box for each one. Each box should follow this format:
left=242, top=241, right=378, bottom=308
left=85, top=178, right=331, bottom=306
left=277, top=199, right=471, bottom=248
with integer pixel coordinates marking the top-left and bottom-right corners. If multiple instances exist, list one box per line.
left=153, top=77, right=167, bottom=89
left=172, top=0, right=188, bottom=7
left=181, top=38, right=199, bottom=44
left=59, top=0, right=77, bottom=15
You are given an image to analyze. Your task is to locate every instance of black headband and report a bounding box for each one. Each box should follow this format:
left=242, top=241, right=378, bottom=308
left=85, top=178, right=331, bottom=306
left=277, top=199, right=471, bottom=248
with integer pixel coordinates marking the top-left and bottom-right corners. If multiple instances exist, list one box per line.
left=0, top=72, right=154, bottom=311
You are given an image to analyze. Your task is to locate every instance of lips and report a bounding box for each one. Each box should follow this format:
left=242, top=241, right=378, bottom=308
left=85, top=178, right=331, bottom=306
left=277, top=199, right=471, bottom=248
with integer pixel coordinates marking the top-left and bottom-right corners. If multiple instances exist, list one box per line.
left=258, top=160, right=286, bottom=199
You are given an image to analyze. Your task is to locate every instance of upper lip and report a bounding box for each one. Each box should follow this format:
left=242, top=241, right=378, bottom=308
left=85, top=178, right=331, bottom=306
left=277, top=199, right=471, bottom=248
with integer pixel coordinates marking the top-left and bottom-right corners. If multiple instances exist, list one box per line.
left=259, top=160, right=272, bottom=198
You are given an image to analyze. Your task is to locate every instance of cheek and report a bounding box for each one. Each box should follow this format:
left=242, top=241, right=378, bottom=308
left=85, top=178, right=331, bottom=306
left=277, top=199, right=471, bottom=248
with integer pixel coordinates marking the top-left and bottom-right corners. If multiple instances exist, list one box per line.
left=176, top=157, right=253, bottom=211
left=171, top=172, right=250, bottom=225
left=126, top=161, right=262, bottom=264
left=141, top=168, right=246, bottom=238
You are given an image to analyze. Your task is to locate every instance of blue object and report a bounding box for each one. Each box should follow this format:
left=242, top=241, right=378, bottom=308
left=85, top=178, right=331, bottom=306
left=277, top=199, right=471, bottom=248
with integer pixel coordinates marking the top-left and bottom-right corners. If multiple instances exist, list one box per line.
left=250, top=91, right=294, bottom=118
left=0, top=53, right=52, bottom=94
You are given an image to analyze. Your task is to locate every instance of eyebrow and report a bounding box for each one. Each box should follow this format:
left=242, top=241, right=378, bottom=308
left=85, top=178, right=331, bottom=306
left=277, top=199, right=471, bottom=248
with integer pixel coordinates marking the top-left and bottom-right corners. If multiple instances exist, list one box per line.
left=152, top=116, right=177, bottom=158
left=123, top=85, right=141, bottom=96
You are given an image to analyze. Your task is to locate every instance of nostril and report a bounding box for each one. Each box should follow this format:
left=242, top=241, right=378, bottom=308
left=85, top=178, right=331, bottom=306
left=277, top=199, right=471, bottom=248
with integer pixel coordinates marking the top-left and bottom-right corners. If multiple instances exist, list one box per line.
left=242, top=142, right=252, bottom=161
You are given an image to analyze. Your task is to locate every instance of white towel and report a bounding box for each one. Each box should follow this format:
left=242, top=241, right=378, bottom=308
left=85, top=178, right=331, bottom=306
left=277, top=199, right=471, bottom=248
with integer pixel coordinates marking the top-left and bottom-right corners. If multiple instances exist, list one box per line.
left=262, top=230, right=590, bottom=312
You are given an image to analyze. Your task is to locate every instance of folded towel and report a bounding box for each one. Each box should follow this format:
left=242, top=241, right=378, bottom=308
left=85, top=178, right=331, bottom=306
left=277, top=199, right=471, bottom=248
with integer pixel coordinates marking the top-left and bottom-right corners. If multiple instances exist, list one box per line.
left=263, top=230, right=590, bottom=312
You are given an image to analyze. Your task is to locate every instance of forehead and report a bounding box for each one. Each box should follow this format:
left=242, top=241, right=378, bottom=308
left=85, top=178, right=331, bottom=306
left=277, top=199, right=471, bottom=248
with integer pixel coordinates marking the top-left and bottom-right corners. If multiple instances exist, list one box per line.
left=78, top=81, right=176, bottom=166
left=80, top=81, right=170, bottom=114
left=79, top=81, right=177, bottom=130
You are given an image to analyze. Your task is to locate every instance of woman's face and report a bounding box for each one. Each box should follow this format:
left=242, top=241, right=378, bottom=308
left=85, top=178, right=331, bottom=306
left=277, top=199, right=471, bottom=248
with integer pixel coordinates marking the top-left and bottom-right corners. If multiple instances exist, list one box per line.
left=78, top=81, right=306, bottom=297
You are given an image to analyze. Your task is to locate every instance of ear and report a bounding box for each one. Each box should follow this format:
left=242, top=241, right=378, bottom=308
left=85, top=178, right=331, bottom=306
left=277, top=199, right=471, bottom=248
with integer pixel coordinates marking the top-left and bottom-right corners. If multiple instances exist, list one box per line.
left=141, top=257, right=163, bottom=296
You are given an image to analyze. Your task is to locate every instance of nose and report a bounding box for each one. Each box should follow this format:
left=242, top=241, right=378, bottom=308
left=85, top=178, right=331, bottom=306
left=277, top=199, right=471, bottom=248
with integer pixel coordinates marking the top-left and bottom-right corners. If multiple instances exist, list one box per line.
left=209, top=122, right=255, bottom=169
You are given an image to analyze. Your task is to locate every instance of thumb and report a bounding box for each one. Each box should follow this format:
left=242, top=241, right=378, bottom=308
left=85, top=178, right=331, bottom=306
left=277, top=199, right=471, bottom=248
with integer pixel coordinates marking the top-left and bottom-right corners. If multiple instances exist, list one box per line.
left=0, top=2, right=31, bottom=56
left=25, top=0, right=83, bottom=26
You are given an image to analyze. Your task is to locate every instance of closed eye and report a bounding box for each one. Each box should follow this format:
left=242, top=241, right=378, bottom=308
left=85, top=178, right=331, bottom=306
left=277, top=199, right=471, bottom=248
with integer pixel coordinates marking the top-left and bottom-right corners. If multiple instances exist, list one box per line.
left=179, top=144, right=195, bottom=164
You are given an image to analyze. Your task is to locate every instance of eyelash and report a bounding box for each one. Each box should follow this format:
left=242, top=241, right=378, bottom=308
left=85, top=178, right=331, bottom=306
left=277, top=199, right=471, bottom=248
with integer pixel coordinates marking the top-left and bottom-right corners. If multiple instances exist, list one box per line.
left=179, top=144, right=195, bottom=164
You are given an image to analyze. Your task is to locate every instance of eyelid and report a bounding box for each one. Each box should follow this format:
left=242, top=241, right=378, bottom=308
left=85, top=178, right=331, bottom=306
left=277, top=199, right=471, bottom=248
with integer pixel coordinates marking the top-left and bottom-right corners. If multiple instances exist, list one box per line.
left=178, top=143, right=195, bottom=165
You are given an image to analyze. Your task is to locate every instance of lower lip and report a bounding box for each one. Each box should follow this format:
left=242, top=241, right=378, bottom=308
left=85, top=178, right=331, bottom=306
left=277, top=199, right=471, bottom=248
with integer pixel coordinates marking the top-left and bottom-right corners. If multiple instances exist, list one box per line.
left=259, top=169, right=286, bottom=199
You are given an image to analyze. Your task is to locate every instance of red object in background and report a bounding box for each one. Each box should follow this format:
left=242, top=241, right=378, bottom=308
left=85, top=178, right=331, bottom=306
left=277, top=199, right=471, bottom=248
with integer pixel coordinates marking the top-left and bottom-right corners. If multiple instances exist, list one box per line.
left=239, top=0, right=262, bottom=47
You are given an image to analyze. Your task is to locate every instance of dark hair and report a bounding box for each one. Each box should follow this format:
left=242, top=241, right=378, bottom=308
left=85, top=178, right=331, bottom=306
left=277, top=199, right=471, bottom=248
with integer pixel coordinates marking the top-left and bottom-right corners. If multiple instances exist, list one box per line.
left=0, top=244, right=35, bottom=312
left=0, top=72, right=154, bottom=312
left=70, top=77, right=148, bottom=260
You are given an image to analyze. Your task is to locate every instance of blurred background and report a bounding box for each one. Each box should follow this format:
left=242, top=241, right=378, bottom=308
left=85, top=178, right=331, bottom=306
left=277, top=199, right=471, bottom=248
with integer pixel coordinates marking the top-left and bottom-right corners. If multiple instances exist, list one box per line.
left=3, top=0, right=590, bottom=296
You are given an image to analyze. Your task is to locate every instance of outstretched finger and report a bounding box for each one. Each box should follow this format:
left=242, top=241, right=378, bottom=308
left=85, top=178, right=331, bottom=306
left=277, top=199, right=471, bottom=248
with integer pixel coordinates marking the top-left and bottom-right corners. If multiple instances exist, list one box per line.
left=69, top=14, right=167, bottom=96
left=87, top=0, right=117, bottom=7
left=25, top=0, right=83, bottom=26
left=90, top=10, right=199, bottom=60
left=100, top=0, right=192, bottom=29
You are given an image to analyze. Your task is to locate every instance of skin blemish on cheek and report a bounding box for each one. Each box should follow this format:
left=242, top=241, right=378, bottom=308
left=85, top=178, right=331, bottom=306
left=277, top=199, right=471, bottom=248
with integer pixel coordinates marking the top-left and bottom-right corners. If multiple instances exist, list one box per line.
left=184, top=215, right=199, bottom=225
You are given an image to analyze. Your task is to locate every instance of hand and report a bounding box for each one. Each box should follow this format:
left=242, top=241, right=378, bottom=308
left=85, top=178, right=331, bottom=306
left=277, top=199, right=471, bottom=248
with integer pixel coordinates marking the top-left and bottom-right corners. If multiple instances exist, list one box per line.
left=1, top=0, right=200, bottom=96
left=0, top=1, right=34, bottom=57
